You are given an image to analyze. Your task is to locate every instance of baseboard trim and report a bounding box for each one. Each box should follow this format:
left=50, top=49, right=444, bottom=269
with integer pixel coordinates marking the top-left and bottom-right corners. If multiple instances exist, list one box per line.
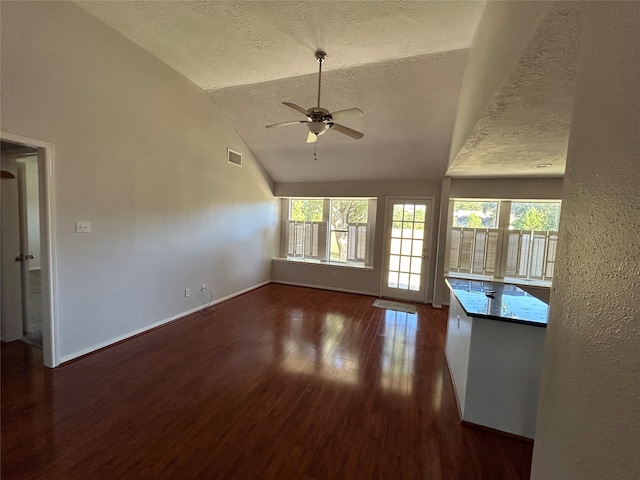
left=58, top=280, right=271, bottom=364
left=461, top=421, right=534, bottom=443
left=271, top=280, right=379, bottom=298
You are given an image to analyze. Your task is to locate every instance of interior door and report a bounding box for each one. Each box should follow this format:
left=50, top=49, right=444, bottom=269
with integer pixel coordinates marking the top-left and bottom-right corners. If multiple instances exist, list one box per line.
left=1, top=156, right=24, bottom=342
left=17, top=159, right=43, bottom=336
left=381, top=198, right=432, bottom=302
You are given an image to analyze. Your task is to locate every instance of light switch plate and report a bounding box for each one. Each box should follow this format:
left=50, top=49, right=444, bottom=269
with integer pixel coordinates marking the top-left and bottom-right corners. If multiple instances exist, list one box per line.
left=76, top=221, right=91, bottom=233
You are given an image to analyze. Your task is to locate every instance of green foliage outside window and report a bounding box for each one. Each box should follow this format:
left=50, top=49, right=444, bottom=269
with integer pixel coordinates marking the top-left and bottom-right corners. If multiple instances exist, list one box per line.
left=452, top=201, right=498, bottom=228
left=510, top=202, right=560, bottom=230
left=465, top=213, right=484, bottom=228
left=290, top=199, right=322, bottom=222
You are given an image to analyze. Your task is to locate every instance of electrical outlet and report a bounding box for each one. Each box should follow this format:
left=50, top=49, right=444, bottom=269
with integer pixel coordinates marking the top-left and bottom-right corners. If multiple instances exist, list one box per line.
left=185, top=288, right=190, bottom=297
left=75, top=221, right=91, bottom=233
left=201, top=284, right=207, bottom=291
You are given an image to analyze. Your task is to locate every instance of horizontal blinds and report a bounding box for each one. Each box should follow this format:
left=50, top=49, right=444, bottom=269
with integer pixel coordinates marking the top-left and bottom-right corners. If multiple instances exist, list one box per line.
left=449, top=227, right=558, bottom=282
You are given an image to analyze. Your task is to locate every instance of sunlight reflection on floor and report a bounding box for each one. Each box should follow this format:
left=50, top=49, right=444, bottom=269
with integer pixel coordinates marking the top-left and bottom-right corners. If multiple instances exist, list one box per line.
left=279, top=311, right=361, bottom=385
left=379, top=310, right=417, bottom=395
left=275, top=307, right=420, bottom=395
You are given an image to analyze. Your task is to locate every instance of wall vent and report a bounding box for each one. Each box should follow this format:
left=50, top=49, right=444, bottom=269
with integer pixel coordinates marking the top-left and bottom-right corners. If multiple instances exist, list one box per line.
left=227, top=148, right=242, bottom=167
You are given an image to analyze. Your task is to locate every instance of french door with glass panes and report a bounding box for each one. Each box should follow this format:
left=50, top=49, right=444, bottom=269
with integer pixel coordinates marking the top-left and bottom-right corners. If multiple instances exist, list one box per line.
left=381, top=198, right=432, bottom=302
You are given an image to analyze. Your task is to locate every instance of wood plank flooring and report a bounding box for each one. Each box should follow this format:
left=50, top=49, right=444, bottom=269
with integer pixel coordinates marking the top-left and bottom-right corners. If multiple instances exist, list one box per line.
left=1, top=284, right=534, bottom=479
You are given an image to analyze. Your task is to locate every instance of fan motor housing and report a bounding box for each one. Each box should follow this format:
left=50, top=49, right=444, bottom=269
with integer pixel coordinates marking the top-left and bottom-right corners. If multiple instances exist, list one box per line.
left=307, top=107, right=330, bottom=120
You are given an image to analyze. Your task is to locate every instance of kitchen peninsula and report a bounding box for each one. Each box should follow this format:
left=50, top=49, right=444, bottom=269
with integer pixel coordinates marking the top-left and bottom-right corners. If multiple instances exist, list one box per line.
left=445, top=278, right=549, bottom=439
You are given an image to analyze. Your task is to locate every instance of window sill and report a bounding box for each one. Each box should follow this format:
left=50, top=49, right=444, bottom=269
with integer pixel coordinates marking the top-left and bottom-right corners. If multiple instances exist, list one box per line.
left=272, top=257, right=374, bottom=271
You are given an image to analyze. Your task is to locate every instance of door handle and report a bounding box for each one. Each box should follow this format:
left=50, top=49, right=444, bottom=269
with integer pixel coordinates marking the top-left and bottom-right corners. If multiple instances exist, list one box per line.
left=26, top=254, right=35, bottom=260
left=14, top=254, right=35, bottom=262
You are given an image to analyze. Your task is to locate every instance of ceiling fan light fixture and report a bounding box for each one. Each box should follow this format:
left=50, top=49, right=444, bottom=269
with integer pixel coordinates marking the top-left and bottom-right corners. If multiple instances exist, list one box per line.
left=308, top=122, right=328, bottom=136
left=264, top=50, right=364, bottom=143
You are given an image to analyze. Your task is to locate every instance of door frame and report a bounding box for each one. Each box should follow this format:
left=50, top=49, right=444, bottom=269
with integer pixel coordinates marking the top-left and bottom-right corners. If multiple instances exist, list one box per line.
left=379, top=196, right=436, bottom=304
left=1, top=131, right=59, bottom=368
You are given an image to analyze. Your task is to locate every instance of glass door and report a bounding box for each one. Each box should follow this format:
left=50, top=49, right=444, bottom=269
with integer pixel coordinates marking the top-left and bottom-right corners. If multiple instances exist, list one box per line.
left=381, top=198, right=432, bottom=302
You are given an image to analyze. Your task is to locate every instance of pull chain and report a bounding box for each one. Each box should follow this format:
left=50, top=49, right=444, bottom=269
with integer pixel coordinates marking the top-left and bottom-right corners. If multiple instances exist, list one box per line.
left=313, top=141, right=318, bottom=160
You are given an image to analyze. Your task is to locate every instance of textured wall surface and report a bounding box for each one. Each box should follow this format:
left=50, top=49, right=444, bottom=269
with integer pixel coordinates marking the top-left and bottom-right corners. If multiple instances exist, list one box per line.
left=531, top=2, right=640, bottom=479
left=1, top=2, right=279, bottom=363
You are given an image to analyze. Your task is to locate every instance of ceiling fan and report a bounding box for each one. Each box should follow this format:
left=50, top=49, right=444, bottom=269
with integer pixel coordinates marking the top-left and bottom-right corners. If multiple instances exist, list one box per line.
left=265, top=50, right=364, bottom=144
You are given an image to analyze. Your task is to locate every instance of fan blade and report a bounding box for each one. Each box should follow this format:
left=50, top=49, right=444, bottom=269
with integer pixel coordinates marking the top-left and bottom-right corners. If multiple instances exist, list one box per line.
left=306, top=131, right=318, bottom=144
left=330, top=123, right=364, bottom=140
left=329, top=108, right=363, bottom=122
left=265, top=120, right=307, bottom=129
left=283, top=102, right=309, bottom=116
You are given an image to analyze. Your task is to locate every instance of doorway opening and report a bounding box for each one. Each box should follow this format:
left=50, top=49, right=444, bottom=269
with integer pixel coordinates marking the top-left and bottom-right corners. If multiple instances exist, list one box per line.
left=1, top=134, right=57, bottom=367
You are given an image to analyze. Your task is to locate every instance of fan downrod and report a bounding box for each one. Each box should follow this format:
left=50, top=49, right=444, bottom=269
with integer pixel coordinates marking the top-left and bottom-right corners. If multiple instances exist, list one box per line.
left=315, top=50, right=326, bottom=108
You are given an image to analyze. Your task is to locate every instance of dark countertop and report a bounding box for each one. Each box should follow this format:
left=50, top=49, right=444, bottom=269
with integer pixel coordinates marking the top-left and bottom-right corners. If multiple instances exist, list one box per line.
left=446, top=278, right=549, bottom=327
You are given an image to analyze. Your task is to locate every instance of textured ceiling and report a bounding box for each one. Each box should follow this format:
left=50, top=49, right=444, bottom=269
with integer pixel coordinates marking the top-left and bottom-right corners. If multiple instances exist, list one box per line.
left=447, top=2, right=582, bottom=177
left=75, top=1, right=579, bottom=183
left=210, top=50, right=468, bottom=182
left=77, top=1, right=485, bottom=89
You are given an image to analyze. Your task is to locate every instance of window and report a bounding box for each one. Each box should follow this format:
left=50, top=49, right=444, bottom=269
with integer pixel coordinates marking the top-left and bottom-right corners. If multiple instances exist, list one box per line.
left=509, top=202, right=560, bottom=230
left=452, top=201, right=498, bottom=228
left=448, top=200, right=561, bottom=284
left=285, top=198, right=376, bottom=267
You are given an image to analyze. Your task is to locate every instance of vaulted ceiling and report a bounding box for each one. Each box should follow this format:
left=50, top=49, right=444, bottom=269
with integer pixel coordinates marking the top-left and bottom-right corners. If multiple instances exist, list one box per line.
left=76, top=1, right=579, bottom=183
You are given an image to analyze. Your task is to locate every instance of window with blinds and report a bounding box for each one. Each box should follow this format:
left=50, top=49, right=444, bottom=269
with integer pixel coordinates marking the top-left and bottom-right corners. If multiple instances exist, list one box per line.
left=447, top=200, right=561, bottom=284
left=449, top=228, right=558, bottom=282
left=285, top=198, right=376, bottom=268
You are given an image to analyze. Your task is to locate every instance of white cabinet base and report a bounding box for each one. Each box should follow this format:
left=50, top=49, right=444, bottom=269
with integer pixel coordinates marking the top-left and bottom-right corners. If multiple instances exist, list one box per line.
left=445, top=293, right=546, bottom=439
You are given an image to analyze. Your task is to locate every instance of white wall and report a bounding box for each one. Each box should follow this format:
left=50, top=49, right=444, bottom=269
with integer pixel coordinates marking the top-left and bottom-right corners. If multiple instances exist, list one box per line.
left=531, top=3, right=640, bottom=479
left=1, top=2, right=278, bottom=362
left=273, top=180, right=441, bottom=302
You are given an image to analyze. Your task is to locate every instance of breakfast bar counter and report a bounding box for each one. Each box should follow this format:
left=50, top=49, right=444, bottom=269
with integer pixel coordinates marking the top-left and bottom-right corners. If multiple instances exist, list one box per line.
left=444, top=278, right=548, bottom=439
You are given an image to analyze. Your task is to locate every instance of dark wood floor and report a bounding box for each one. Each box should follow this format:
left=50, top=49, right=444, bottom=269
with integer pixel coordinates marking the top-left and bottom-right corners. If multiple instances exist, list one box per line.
left=1, top=284, right=533, bottom=479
